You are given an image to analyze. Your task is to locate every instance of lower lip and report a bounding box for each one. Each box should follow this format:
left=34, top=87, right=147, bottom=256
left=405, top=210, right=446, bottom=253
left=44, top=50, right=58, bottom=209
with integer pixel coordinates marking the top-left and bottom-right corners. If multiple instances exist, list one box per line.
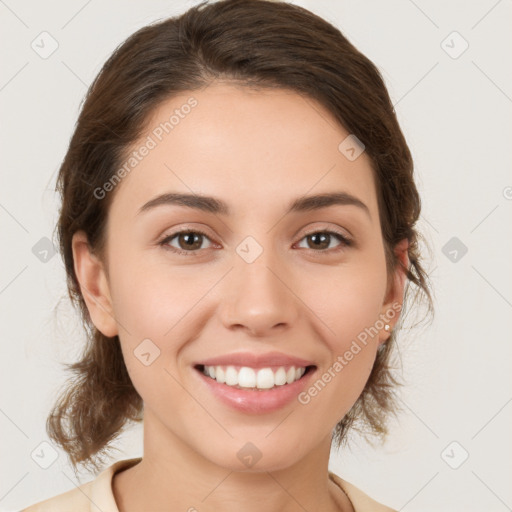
left=194, top=366, right=316, bottom=414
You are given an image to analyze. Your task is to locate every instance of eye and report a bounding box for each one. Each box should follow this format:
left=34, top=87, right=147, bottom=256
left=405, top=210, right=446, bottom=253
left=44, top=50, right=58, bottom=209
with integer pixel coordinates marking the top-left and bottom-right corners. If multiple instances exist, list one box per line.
left=159, top=228, right=353, bottom=257
left=159, top=229, right=214, bottom=256
left=295, top=229, right=352, bottom=252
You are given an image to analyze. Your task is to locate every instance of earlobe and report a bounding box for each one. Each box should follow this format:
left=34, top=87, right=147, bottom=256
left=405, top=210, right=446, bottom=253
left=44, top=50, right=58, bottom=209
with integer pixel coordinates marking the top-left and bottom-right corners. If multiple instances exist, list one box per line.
left=380, top=238, right=410, bottom=343
left=71, top=231, right=118, bottom=338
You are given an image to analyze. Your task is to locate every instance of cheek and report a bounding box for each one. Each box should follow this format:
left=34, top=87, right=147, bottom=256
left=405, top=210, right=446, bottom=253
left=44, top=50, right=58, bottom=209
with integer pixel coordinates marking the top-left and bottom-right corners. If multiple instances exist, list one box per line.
left=107, top=247, right=203, bottom=338
left=301, top=349, right=376, bottom=426
left=295, top=257, right=386, bottom=410
left=106, top=252, right=217, bottom=395
left=297, top=281, right=383, bottom=422
left=302, top=258, right=388, bottom=349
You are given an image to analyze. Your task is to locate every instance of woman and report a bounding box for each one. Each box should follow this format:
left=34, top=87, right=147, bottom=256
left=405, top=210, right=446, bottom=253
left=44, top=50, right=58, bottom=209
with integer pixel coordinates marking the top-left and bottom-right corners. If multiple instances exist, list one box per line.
left=22, top=0, right=433, bottom=510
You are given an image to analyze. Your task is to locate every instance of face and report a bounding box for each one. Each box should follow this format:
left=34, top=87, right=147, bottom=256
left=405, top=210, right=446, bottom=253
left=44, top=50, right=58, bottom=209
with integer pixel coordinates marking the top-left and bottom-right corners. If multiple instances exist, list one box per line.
left=74, top=82, right=407, bottom=472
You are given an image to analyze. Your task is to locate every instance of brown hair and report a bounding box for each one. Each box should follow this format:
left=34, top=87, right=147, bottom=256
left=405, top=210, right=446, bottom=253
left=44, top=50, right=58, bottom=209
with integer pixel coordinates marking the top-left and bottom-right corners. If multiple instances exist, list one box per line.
left=48, top=0, right=434, bottom=472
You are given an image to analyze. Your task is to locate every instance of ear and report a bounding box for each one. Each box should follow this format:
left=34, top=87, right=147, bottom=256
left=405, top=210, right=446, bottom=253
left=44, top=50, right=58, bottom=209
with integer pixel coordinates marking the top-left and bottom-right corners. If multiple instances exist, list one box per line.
left=71, top=230, right=119, bottom=338
left=379, top=238, right=409, bottom=345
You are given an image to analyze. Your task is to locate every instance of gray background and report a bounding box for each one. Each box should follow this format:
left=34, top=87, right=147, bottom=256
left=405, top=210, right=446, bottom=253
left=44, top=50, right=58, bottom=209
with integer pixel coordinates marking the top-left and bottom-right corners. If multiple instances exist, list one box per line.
left=1, top=0, right=511, bottom=510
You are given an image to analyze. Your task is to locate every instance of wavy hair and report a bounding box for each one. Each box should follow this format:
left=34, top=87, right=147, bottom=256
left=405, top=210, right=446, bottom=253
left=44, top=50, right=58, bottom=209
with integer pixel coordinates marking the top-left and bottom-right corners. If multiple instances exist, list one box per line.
left=48, top=0, right=434, bottom=472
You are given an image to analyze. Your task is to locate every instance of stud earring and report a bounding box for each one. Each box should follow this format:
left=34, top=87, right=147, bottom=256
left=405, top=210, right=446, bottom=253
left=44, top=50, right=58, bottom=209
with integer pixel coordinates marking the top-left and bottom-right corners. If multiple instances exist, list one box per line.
left=384, top=324, right=391, bottom=332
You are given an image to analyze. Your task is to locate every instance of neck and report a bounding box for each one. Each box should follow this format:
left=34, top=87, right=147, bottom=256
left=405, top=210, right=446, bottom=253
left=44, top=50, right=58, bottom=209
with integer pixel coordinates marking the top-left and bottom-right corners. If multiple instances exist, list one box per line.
left=112, top=409, right=353, bottom=512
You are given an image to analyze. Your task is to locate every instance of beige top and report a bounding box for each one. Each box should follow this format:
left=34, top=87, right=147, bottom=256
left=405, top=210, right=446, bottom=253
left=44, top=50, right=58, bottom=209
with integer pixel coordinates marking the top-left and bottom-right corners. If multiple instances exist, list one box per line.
left=21, top=457, right=396, bottom=512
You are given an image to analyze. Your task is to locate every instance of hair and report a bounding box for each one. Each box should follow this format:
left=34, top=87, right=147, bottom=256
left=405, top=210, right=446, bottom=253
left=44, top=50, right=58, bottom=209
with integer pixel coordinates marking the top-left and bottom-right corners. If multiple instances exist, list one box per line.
left=48, top=0, right=434, bottom=472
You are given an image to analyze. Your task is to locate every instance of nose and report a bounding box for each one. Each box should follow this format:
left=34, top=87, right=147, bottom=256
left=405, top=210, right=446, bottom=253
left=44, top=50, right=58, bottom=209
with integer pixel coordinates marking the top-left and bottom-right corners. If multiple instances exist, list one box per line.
left=219, top=245, right=299, bottom=337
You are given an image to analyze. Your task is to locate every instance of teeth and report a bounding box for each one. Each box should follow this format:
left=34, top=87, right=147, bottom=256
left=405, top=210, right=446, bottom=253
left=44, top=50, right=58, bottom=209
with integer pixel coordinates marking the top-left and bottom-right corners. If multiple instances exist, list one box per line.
left=216, top=366, right=226, bottom=384
left=201, top=365, right=307, bottom=389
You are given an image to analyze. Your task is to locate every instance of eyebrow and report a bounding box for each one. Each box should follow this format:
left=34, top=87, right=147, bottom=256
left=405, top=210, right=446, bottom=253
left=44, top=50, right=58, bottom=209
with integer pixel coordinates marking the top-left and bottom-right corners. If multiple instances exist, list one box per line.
left=138, top=191, right=371, bottom=219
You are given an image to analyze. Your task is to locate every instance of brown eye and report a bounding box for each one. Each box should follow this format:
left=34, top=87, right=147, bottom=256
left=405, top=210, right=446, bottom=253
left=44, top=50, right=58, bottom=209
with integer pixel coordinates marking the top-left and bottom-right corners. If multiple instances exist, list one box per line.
left=297, top=230, right=352, bottom=252
left=160, top=230, right=213, bottom=255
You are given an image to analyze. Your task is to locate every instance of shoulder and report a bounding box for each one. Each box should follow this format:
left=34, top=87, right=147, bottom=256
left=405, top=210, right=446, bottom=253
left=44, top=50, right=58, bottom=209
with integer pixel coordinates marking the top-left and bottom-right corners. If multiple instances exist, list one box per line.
left=329, top=471, right=397, bottom=512
left=21, top=458, right=142, bottom=512
left=21, top=481, right=93, bottom=512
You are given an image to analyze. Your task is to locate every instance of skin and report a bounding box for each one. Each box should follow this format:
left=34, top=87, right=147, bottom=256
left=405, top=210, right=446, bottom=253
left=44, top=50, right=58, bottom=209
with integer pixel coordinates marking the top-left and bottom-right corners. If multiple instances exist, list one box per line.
left=72, top=82, right=409, bottom=512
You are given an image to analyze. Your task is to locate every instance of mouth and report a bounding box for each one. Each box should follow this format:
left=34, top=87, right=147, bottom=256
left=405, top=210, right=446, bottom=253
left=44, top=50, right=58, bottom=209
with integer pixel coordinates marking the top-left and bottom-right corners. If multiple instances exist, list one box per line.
left=193, top=364, right=317, bottom=391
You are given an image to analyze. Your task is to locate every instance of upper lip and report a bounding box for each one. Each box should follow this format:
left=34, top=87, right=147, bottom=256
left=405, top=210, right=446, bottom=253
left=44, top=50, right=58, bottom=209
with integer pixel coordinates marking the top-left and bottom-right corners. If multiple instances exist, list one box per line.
left=194, top=351, right=316, bottom=369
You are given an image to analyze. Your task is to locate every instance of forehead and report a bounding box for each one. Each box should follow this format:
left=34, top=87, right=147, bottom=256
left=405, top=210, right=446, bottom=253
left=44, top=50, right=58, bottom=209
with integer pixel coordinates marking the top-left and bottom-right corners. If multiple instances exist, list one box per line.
left=109, top=82, right=378, bottom=221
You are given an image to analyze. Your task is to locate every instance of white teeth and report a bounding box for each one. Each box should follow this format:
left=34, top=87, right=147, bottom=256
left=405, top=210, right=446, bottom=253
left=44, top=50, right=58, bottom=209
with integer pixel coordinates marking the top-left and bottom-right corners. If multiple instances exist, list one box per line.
left=238, top=367, right=256, bottom=388
left=201, top=365, right=307, bottom=389
left=225, top=366, right=238, bottom=386
left=216, top=366, right=226, bottom=384
left=256, top=368, right=275, bottom=389
left=274, top=367, right=287, bottom=386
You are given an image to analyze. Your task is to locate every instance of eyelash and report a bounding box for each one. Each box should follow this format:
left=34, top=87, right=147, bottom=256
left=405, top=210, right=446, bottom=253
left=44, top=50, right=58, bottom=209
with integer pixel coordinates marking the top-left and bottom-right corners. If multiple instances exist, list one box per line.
left=158, top=228, right=353, bottom=257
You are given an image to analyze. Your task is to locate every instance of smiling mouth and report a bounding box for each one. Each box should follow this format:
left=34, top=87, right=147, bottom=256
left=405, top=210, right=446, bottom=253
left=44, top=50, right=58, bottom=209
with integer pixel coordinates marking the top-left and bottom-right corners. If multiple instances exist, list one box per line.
left=194, top=364, right=316, bottom=391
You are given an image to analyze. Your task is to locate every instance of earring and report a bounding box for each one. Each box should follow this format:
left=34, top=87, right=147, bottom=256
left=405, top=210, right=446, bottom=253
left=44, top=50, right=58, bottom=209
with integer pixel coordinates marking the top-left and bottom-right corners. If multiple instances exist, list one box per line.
left=384, top=324, right=391, bottom=332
